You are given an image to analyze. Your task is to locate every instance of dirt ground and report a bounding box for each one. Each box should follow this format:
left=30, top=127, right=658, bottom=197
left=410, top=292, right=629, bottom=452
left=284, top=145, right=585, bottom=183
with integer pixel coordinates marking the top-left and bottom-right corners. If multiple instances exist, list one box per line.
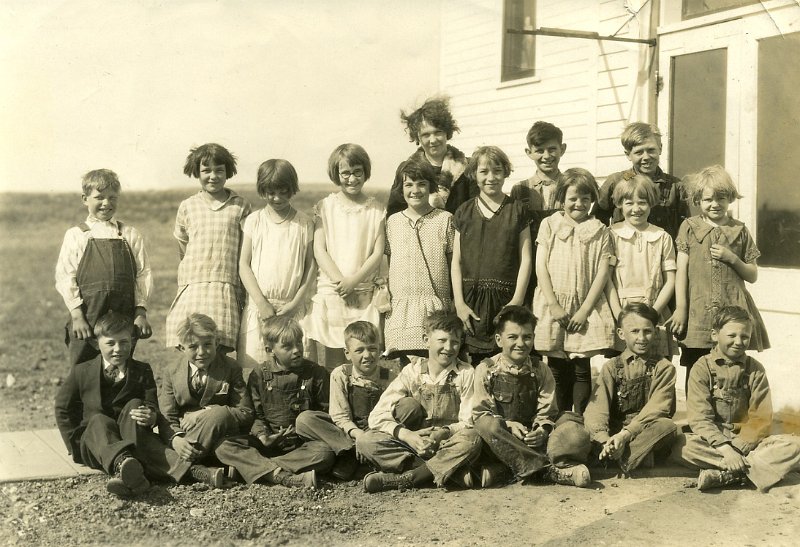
left=2, top=189, right=800, bottom=545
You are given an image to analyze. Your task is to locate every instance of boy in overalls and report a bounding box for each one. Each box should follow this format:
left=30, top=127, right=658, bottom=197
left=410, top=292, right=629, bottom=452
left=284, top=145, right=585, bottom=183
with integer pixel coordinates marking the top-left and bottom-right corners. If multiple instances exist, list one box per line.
left=292, top=321, right=402, bottom=480
left=671, top=306, right=800, bottom=491
left=356, top=311, right=482, bottom=492
left=584, top=303, right=677, bottom=473
left=55, top=169, right=153, bottom=364
left=473, top=305, right=592, bottom=488
left=247, top=316, right=336, bottom=482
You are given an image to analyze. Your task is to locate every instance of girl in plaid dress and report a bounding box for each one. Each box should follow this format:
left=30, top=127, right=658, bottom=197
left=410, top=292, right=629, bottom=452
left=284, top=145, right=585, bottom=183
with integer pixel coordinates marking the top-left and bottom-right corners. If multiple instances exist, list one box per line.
left=165, top=143, right=251, bottom=352
left=532, top=168, right=615, bottom=414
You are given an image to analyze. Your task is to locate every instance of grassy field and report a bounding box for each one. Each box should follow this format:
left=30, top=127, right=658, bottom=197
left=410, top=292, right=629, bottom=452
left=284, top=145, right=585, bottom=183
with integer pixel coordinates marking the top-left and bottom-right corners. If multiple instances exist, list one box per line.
left=0, top=182, right=388, bottom=431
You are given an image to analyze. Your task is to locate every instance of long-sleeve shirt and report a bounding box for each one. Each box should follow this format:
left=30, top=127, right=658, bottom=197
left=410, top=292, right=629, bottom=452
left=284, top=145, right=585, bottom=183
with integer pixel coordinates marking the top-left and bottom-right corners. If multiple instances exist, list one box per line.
left=471, top=353, right=557, bottom=430
left=329, top=361, right=400, bottom=435
left=368, top=357, right=474, bottom=436
left=687, top=348, right=772, bottom=454
left=55, top=215, right=153, bottom=311
left=584, top=350, right=676, bottom=443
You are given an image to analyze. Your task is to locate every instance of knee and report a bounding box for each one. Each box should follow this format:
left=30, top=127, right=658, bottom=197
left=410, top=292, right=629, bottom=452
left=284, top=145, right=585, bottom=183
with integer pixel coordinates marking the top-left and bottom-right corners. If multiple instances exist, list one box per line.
left=547, top=421, right=591, bottom=464
left=444, top=429, right=482, bottom=454
left=86, top=412, right=115, bottom=429
left=199, top=406, right=237, bottom=432
left=355, top=431, right=386, bottom=459
left=393, top=397, right=426, bottom=430
left=121, top=398, right=143, bottom=414
left=294, top=410, right=326, bottom=434
left=474, top=415, right=504, bottom=439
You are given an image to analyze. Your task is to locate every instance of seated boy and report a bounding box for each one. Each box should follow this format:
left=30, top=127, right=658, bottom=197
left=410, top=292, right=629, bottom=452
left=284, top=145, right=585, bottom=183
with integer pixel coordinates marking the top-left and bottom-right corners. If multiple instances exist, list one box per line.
left=356, top=311, right=482, bottom=492
left=509, top=121, right=566, bottom=214
left=293, top=321, right=402, bottom=480
left=473, top=305, right=592, bottom=488
left=671, top=306, right=800, bottom=492
left=584, top=303, right=677, bottom=473
left=247, top=316, right=336, bottom=483
left=55, top=169, right=152, bottom=365
left=54, top=312, right=180, bottom=497
left=594, top=122, right=688, bottom=240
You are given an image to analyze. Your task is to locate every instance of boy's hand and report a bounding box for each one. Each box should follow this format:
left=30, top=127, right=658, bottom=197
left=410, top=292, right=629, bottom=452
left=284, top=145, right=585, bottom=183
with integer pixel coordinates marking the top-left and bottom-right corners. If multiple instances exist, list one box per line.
left=567, top=309, right=589, bottom=333
left=350, top=429, right=365, bottom=441
left=133, top=315, right=152, bottom=339
left=717, top=444, right=748, bottom=474
left=258, top=425, right=296, bottom=450
left=599, top=430, right=631, bottom=461
left=548, top=303, right=570, bottom=329
left=506, top=421, right=529, bottom=441
left=70, top=310, right=93, bottom=340
left=710, top=244, right=736, bottom=264
left=257, top=300, right=276, bottom=322
left=455, top=302, right=480, bottom=335
left=398, top=428, right=437, bottom=458
left=172, top=436, right=203, bottom=462
left=524, top=426, right=548, bottom=448
left=129, top=405, right=156, bottom=428
left=428, top=427, right=452, bottom=448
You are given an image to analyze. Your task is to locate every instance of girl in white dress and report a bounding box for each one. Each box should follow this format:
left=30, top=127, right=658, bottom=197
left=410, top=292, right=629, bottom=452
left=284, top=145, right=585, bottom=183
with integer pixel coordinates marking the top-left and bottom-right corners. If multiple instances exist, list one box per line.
left=302, top=144, right=386, bottom=370
left=238, top=159, right=315, bottom=368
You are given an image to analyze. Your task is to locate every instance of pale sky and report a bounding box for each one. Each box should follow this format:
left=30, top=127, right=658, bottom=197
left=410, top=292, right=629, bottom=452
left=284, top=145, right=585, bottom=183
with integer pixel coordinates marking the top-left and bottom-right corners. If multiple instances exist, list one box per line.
left=0, top=0, right=441, bottom=193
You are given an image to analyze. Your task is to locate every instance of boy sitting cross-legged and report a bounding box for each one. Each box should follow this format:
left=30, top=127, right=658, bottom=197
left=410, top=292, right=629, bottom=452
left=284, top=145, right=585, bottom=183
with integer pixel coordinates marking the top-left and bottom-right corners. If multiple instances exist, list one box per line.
left=291, top=321, right=402, bottom=480
left=670, top=306, right=800, bottom=492
left=472, top=305, right=592, bottom=488
left=55, top=312, right=181, bottom=497
left=583, top=303, right=677, bottom=473
left=357, top=310, right=482, bottom=492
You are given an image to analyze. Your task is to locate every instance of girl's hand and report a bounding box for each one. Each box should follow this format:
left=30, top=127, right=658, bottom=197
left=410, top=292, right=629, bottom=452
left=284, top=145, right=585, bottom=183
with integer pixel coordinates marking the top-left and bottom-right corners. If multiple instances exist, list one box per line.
left=567, top=309, right=589, bottom=333
left=133, top=315, right=152, bottom=339
left=710, top=243, right=736, bottom=264
left=257, top=301, right=276, bottom=322
left=336, top=276, right=358, bottom=298
left=549, top=302, right=570, bottom=328
left=507, top=297, right=524, bottom=307
left=455, top=302, right=480, bottom=335
left=666, top=308, right=688, bottom=338
left=275, top=300, right=298, bottom=317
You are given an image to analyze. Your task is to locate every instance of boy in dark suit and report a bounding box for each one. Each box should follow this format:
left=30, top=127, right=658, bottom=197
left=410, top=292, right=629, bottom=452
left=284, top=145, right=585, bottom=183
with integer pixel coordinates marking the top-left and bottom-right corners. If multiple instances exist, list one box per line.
left=54, top=312, right=179, bottom=497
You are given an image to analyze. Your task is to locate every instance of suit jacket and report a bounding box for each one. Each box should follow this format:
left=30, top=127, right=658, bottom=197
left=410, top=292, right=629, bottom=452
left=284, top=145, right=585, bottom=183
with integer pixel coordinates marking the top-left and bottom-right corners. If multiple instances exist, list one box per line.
left=54, top=356, right=158, bottom=458
left=158, top=353, right=253, bottom=443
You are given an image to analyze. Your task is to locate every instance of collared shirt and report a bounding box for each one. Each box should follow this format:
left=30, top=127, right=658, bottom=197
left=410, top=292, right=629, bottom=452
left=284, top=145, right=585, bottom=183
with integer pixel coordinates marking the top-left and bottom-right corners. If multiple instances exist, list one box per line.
left=55, top=215, right=153, bottom=311
left=510, top=170, right=564, bottom=212
left=584, top=350, right=675, bottom=442
left=472, top=353, right=557, bottom=429
left=102, top=357, right=126, bottom=382
left=329, top=362, right=400, bottom=435
left=686, top=347, right=772, bottom=453
left=188, top=362, right=208, bottom=390
left=367, top=356, right=474, bottom=435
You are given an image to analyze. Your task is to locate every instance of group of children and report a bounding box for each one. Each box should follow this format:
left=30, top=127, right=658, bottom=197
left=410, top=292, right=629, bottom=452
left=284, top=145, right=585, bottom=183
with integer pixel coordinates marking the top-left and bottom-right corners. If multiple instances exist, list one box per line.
left=54, top=96, right=799, bottom=498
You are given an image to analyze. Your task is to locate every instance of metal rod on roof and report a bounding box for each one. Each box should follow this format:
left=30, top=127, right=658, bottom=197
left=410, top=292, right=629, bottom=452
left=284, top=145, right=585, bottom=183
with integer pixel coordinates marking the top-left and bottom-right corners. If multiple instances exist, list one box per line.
left=507, top=27, right=656, bottom=47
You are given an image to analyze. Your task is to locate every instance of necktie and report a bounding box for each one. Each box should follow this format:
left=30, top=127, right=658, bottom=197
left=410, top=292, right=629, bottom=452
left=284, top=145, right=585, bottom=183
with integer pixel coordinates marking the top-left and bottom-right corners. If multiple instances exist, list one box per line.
left=105, top=365, right=118, bottom=382
left=192, top=370, right=206, bottom=393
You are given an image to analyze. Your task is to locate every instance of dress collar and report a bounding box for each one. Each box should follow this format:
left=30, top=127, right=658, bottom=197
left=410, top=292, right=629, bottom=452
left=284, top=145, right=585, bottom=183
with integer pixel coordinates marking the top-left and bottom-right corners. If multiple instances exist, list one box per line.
left=686, top=215, right=744, bottom=243
left=554, top=212, right=605, bottom=242
left=611, top=222, right=664, bottom=243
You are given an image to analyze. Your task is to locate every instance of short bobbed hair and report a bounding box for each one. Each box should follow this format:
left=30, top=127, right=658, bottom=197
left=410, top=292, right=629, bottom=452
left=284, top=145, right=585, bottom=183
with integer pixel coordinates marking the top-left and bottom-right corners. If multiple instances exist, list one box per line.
left=555, top=167, right=599, bottom=205
left=618, top=303, right=659, bottom=330
left=423, top=310, right=464, bottom=339
left=686, top=165, right=743, bottom=205
left=526, top=121, right=563, bottom=148
left=493, top=305, right=536, bottom=334
left=612, top=175, right=660, bottom=207
left=82, top=169, right=121, bottom=195
left=183, top=143, right=238, bottom=179
left=399, top=156, right=437, bottom=193
left=466, top=146, right=513, bottom=180
left=712, top=305, right=752, bottom=332
left=94, top=311, right=133, bottom=338
left=327, top=143, right=371, bottom=185
left=176, top=313, right=218, bottom=345
left=256, top=159, right=299, bottom=198
left=621, top=122, right=662, bottom=152
left=260, top=316, right=304, bottom=348
left=401, top=96, right=460, bottom=144
left=344, top=321, right=381, bottom=346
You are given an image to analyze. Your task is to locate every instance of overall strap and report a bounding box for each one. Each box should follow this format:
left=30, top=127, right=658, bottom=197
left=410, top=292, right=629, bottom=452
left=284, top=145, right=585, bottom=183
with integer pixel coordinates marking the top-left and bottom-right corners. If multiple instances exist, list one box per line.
left=116, top=221, right=124, bottom=237
left=78, top=222, right=91, bottom=232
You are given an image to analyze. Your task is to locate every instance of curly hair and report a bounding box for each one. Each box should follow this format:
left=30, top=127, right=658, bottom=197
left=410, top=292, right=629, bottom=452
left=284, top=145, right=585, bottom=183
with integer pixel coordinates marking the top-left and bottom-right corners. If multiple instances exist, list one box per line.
left=685, top=164, right=743, bottom=205
left=401, top=96, right=460, bottom=144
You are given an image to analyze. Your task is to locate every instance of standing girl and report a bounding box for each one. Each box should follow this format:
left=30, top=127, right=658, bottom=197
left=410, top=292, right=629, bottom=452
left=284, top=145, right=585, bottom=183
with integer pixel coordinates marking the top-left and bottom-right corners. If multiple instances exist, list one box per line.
left=302, top=144, right=386, bottom=370
left=606, top=175, right=677, bottom=357
left=452, top=146, right=532, bottom=363
left=669, top=165, right=769, bottom=383
left=533, top=168, right=615, bottom=414
left=385, top=156, right=455, bottom=356
left=237, top=159, right=316, bottom=368
left=166, top=143, right=251, bottom=352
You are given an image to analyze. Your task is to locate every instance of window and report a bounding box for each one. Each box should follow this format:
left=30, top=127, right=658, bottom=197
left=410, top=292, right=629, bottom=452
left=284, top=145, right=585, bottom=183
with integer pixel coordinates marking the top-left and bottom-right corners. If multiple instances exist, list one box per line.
left=501, top=0, right=536, bottom=82
left=681, top=0, right=758, bottom=20
left=756, top=32, right=800, bottom=268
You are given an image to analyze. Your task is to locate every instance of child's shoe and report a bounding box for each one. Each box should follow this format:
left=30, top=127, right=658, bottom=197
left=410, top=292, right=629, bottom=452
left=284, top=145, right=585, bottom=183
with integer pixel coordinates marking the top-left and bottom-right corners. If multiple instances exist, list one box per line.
left=544, top=464, right=591, bottom=488
left=697, top=469, right=746, bottom=491
left=107, top=455, right=150, bottom=496
left=276, top=469, right=317, bottom=489
left=331, top=451, right=359, bottom=481
left=449, top=467, right=474, bottom=489
left=480, top=463, right=510, bottom=488
left=189, top=464, right=225, bottom=488
left=363, top=471, right=414, bottom=493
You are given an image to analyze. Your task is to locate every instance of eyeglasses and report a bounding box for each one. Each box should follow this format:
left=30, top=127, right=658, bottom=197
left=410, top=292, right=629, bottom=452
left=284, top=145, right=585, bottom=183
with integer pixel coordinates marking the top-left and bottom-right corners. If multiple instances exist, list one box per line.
left=340, top=169, right=365, bottom=180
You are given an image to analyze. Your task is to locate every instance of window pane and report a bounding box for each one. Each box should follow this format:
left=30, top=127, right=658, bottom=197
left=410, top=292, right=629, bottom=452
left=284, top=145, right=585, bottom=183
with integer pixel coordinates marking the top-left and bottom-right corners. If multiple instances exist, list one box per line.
left=502, top=0, right=536, bottom=82
left=756, top=32, right=800, bottom=269
left=669, top=49, right=727, bottom=179
left=682, top=0, right=757, bottom=20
